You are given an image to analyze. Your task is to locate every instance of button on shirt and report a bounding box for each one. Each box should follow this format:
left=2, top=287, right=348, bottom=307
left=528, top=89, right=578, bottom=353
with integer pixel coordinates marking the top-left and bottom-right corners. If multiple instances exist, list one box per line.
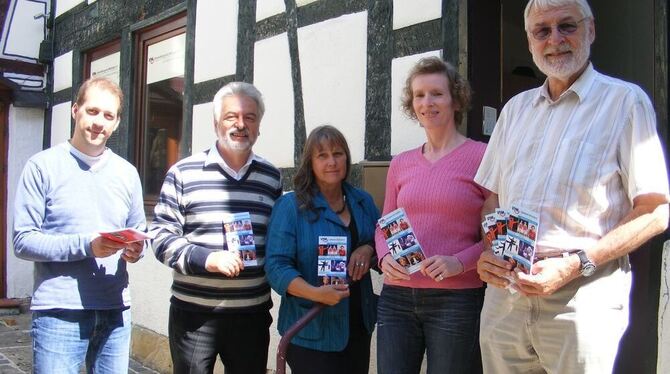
left=475, top=63, right=669, bottom=255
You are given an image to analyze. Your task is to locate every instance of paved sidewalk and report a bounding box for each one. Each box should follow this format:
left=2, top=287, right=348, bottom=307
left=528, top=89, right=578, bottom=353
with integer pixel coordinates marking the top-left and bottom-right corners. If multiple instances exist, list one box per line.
left=0, top=310, right=159, bottom=374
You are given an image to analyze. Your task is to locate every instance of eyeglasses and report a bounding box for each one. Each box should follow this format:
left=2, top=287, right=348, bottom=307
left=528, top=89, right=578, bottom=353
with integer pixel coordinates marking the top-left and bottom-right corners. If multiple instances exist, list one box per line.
left=529, top=18, right=588, bottom=41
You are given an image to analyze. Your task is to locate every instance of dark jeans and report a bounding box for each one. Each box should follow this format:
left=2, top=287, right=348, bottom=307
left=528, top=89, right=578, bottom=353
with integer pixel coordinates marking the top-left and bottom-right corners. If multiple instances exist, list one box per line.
left=376, top=285, right=484, bottom=374
left=168, top=305, right=271, bottom=374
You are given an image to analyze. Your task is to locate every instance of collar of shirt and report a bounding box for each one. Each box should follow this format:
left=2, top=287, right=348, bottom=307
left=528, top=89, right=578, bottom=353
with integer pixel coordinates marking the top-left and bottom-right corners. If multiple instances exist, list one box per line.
left=64, top=141, right=110, bottom=171
left=204, top=142, right=260, bottom=180
left=533, top=62, right=597, bottom=106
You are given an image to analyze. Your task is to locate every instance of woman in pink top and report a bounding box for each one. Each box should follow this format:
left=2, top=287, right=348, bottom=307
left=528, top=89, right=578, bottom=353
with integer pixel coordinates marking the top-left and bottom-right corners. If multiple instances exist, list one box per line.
left=375, top=57, right=489, bottom=374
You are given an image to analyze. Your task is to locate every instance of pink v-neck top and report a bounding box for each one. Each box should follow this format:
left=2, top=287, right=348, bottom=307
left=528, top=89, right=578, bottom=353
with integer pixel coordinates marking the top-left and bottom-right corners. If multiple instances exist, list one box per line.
left=375, top=139, right=490, bottom=289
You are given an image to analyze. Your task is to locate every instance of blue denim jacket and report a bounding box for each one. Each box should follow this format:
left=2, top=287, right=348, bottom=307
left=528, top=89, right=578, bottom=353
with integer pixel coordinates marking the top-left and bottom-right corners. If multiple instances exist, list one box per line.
left=265, top=182, right=379, bottom=351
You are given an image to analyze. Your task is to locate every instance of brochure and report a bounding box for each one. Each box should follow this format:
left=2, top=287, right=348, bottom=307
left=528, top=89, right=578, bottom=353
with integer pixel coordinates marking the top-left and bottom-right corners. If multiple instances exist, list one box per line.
left=317, top=236, right=348, bottom=285
left=494, top=208, right=509, bottom=255
left=99, top=228, right=151, bottom=244
left=506, top=206, right=539, bottom=274
left=378, top=208, right=426, bottom=274
left=483, top=213, right=503, bottom=257
left=222, top=212, right=257, bottom=266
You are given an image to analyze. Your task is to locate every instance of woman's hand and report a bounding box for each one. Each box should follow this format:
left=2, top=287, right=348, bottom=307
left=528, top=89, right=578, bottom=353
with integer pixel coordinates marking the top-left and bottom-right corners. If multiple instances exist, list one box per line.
left=420, top=255, right=463, bottom=282
left=314, top=284, right=350, bottom=306
left=380, top=253, right=411, bottom=281
left=347, top=244, right=374, bottom=281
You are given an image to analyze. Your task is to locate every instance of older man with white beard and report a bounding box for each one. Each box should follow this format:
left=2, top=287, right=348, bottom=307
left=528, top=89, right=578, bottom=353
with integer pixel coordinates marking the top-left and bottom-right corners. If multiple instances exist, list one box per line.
left=474, top=0, right=669, bottom=373
left=151, top=82, right=282, bottom=374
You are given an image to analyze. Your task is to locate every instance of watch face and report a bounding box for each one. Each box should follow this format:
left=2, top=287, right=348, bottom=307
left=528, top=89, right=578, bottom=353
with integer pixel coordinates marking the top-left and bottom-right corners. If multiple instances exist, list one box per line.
left=582, top=263, right=596, bottom=277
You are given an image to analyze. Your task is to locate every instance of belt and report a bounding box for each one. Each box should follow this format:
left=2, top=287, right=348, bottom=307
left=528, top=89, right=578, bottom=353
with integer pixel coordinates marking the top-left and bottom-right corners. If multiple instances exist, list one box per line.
left=533, top=249, right=579, bottom=263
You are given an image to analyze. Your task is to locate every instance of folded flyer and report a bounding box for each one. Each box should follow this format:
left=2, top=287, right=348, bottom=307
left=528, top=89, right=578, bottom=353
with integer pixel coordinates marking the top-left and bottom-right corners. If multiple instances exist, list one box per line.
left=100, top=228, right=152, bottom=244
left=378, top=208, right=426, bottom=274
left=505, top=206, right=539, bottom=274
left=317, top=236, right=348, bottom=285
left=222, top=212, right=257, bottom=266
left=483, top=213, right=504, bottom=257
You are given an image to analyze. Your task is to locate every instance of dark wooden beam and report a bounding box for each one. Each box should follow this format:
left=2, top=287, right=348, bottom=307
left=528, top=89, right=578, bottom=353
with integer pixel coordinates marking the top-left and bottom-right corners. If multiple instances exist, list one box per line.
left=0, top=58, right=44, bottom=76
left=0, top=0, right=10, bottom=37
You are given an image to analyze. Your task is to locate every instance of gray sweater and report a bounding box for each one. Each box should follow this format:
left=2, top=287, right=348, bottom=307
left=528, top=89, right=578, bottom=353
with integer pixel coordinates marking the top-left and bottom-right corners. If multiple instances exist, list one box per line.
left=13, top=142, right=145, bottom=310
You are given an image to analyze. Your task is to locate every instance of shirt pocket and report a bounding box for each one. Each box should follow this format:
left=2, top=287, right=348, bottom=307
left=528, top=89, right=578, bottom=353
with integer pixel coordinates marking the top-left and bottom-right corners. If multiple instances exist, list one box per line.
left=551, top=139, right=609, bottom=190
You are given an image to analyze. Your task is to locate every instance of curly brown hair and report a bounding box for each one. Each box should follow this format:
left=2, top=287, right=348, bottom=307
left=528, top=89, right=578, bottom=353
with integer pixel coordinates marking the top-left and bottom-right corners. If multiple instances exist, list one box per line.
left=400, top=57, right=471, bottom=126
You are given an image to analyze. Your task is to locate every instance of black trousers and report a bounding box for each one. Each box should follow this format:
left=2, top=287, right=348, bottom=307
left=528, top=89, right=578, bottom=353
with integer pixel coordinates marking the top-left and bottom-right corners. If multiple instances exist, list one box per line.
left=286, top=281, right=371, bottom=374
left=168, top=304, right=271, bottom=374
left=286, top=326, right=372, bottom=374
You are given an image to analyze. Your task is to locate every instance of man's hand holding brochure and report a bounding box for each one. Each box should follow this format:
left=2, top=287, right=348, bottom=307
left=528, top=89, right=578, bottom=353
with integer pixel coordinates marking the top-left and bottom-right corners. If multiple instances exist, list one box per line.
left=97, top=227, right=152, bottom=263
left=480, top=206, right=540, bottom=293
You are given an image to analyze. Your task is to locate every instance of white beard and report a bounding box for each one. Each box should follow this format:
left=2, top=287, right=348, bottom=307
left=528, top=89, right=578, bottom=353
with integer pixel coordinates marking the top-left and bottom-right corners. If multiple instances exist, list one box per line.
left=533, top=39, right=590, bottom=81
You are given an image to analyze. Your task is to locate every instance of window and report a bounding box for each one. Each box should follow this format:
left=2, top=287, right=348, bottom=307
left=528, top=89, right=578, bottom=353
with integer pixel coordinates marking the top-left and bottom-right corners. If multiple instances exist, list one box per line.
left=134, top=14, right=186, bottom=200
left=83, top=39, right=121, bottom=83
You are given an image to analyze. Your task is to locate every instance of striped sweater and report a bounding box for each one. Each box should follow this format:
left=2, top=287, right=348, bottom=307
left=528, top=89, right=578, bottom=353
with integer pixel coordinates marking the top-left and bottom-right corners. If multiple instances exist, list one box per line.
left=151, top=147, right=282, bottom=313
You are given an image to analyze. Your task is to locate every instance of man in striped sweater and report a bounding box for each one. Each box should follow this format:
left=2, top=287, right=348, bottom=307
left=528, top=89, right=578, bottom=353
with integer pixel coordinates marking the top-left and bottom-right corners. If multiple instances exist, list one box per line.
left=151, top=82, right=282, bottom=374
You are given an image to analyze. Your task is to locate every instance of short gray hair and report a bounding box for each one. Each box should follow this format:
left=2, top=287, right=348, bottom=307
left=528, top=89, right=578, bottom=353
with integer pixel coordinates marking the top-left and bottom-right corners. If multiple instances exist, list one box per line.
left=524, top=0, right=593, bottom=31
left=212, top=82, right=265, bottom=122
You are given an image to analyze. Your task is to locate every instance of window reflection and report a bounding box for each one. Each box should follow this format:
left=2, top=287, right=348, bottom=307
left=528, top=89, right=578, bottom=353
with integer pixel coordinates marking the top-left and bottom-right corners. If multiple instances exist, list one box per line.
left=144, top=77, right=183, bottom=195
left=140, top=30, right=185, bottom=196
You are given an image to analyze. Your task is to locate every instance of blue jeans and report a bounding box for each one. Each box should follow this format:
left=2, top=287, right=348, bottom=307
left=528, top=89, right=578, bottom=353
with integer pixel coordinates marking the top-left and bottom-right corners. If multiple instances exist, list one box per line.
left=32, top=308, right=131, bottom=374
left=376, top=285, right=484, bottom=374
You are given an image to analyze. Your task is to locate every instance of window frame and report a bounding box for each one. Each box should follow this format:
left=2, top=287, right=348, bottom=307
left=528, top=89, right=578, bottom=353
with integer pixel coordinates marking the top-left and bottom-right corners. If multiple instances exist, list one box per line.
left=132, top=13, right=187, bottom=205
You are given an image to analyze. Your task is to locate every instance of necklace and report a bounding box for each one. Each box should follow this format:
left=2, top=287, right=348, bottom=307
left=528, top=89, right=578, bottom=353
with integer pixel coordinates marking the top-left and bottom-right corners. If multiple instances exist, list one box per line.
left=334, top=194, right=347, bottom=214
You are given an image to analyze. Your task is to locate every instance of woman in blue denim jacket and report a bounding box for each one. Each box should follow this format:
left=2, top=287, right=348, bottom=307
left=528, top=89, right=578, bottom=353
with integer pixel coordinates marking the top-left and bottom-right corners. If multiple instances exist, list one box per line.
left=265, top=125, right=379, bottom=374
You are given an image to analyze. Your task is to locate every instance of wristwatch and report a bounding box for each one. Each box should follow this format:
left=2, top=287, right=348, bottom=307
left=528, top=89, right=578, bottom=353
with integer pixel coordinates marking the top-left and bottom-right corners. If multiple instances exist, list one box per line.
left=575, top=250, right=596, bottom=277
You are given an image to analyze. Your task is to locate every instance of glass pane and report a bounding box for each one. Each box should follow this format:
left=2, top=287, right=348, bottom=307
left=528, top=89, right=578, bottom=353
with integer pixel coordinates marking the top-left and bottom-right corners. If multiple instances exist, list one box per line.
left=90, top=51, right=121, bottom=83
left=143, top=33, right=185, bottom=196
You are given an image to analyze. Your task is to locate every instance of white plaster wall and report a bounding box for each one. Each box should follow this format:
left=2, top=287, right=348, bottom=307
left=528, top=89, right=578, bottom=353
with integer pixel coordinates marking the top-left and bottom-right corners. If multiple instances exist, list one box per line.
left=191, top=102, right=215, bottom=154
left=390, top=50, right=441, bottom=155
left=659, top=241, right=670, bottom=374
left=50, top=101, right=72, bottom=147
left=254, top=33, right=294, bottom=168
left=55, top=0, right=84, bottom=18
left=53, top=51, right=73, bottom=92
left=298, top=12, right=367, bottom=163
left=194, top=0, right=238, bottom=83
left=256, top=0, right=285, bottom=21
left=128, top=248, right=173, bottom=336
left=393, top=0, right=442, bottom=30
left=6, top=106, right=44, bottom=298
left=1, top=0, right=47, bottom=60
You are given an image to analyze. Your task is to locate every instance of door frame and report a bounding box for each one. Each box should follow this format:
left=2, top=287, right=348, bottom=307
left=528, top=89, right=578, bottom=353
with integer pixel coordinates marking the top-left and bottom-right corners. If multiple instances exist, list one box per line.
left=0, top=84, right=10, bottom=299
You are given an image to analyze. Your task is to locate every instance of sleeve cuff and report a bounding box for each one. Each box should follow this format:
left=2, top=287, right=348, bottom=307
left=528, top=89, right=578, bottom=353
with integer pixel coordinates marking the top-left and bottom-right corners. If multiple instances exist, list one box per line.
left=454, top=241, right=484, bottom=273
left=187, top=245, right=219, bottom=274
left=84, top=234, right=97, bottom=257
left=275, top=270, right=301, bottom=297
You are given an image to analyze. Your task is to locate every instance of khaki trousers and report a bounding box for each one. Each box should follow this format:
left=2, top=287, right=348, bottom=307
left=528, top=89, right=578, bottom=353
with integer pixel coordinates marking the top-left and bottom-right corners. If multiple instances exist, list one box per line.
left=480, top=259, right=631, bottom=374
